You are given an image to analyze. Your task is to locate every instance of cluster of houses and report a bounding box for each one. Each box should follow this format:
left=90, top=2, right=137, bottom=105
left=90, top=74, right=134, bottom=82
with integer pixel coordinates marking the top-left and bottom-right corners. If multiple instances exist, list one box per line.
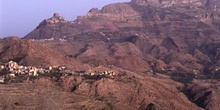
left=32, top=37, right=67, bottom=42
left=1, top=60, right=220, bottom=84
left=86, top=70, right=116, bottom=78
left=0, top=61, right=117, bottom=84
left=0, top=61, right=66, bottom=83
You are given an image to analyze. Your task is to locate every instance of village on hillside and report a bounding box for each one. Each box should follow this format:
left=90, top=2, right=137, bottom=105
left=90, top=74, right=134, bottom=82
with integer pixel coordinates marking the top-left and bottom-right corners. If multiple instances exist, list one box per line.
left=0, top=61, right=117, bottom=84
left=1, top=60, right=220, bottom=84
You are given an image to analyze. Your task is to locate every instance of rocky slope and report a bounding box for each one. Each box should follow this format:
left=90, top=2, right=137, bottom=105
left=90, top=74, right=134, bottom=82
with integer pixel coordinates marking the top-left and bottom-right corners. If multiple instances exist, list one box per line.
left=0, top=73, right=205, bottom=110
left=0, top=37, right=88, bottom=71
left=24, top=0, right=220, bottom=73
left=182, top=80, right=220, bottom=110
left=1, top=0, right=220, bottom=110
left=25, top=0, right=220, bottom=43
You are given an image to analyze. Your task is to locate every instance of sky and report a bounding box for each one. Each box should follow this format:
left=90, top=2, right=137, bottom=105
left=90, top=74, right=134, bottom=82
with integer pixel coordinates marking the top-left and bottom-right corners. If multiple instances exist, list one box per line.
left=0, top=0, right=130, bottom=38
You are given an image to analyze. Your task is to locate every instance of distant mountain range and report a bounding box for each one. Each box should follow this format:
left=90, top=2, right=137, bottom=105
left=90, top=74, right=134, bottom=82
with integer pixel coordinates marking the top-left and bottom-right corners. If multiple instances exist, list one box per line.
left=1, top=0, right=220, bottom=109
left=23, top=0, right=220, bottom=72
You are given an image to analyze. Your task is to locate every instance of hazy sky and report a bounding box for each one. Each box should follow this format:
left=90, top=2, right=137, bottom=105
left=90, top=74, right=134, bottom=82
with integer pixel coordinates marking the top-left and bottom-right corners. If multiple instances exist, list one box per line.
left=0, top=0, right=130, bottom=38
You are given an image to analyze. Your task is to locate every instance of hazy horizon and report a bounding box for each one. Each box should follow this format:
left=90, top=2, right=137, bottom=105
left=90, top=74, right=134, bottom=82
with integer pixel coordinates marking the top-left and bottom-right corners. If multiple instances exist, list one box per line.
left=0, top=0, right=130, bottom=38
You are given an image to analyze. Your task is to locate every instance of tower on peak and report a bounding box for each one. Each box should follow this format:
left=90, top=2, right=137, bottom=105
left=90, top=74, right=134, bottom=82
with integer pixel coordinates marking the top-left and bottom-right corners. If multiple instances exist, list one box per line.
left=53, top=13, right=60, bottom=17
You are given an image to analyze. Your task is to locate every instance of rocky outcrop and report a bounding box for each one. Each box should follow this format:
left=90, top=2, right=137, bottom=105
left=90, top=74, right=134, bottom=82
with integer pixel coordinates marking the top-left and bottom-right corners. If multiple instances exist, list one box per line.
left=59, top=74, right=203, bottom=110
left=131, top=0, right=218, bottom=8
left=182, top=81, right=220, bottom=110
left=2, top=0, right=220, bottom=109
left=25, top=0, right=220, bottom=35
left=75, top=41, right=151, bottom=73
left=193, top=49, right=211, bottom=63
left=0, top=73, right=205, bottom=110
left=23, top=1, right=220, bottom=68
left=24, top=0, right=220, bottom=53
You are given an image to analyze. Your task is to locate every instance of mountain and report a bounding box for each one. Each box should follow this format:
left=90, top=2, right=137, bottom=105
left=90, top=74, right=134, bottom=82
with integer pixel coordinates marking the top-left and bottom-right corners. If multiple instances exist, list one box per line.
left=0, top=37, right=89, bottom=71
left=25, top=0, right=220, bottom=44
left=1, top=0, right=220, bottom=109
left=21, top=0, right=220, bottom=78
left=24, top=0, right=220, bottom=65
left=0, top=73, right=206, bottom=110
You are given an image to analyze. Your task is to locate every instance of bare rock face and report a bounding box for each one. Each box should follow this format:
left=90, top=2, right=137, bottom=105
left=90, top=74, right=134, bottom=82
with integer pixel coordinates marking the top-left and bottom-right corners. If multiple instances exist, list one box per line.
left=1, top=1, right=220, bottom=110
left=159, top=0, right=208, bottom=7
left=182, top=81, right=220, bottom=110
left=24, top=0, right=220, bottom=61
left=193, top=49, right=211, bottom=63
left=60, top=75, right=203, bottom=110
left=131, top=0, right=213, bottom=7
left=0, top=74, right=205, bottom=110
left=0, top=83, right=118, bottom=110
left=24, top=0, right=220, bottom=51
left=21, top=0, right=220, bottom=77
left=131, top=0, right=150, bottom=6
left=111, top=42, right=151, bottom=72
left=76, top=41, right=116, bottom=67
left=74, top=41, right=151, bottom=73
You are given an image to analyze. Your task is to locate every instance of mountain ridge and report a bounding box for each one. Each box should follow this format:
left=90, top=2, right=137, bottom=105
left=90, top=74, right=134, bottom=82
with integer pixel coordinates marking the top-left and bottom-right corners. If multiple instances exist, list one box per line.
left=1, top=0, right=220, bottom=109
left=22, top=0, right=220, bottom=74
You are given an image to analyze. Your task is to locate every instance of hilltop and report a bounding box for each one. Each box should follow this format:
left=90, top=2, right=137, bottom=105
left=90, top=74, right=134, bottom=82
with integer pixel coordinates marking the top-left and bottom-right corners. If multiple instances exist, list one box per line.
left=1, top=0, right=220, bottom=109
left=23, top=0, right=220, bottom=76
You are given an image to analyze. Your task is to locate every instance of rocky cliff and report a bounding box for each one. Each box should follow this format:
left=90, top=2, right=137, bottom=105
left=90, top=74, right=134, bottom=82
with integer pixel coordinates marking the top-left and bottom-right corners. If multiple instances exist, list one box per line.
left=23, top=0, right=220, bottom=74
left=1, top=0, right=220, bottom=110
left=25, top=0, right=220, bottom=51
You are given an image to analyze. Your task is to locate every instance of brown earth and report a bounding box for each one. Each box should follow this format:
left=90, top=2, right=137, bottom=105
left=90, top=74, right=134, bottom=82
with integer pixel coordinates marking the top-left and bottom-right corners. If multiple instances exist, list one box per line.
left=1, top=0, right=220, bottom=110
left=0, top=74, right=205, bottom=110
left=0, top=37, right=89, bottom=71
left=182, top=80, right=220, bottom=110
left=23, top=0, right=220, bottom=75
